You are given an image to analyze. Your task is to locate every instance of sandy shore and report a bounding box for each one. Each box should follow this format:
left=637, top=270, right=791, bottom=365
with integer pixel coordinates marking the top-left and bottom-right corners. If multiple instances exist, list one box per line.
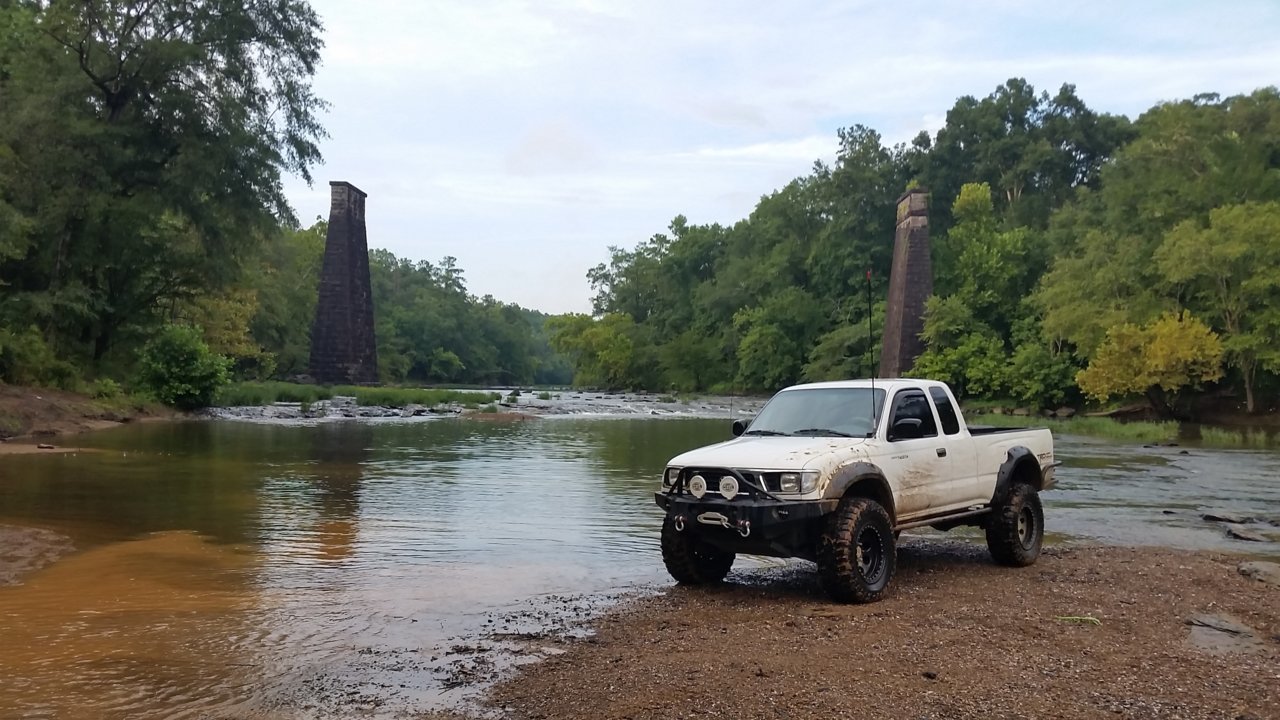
left=432, top=541, right=1279, bottom=720
left=0, top=384, right=176, bottom=445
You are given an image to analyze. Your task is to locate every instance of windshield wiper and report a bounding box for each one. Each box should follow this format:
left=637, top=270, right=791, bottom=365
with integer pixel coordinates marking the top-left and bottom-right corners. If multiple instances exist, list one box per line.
left=743, top=429, right=790, bottom=437
left=792, top=428, right=857, bottom=438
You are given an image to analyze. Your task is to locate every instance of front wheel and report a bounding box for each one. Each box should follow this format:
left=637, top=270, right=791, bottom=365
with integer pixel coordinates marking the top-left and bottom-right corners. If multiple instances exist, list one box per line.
left=817, top=497, right=896, bottom=603
left=985, top=483, right=1044, bottom=566
left=660, top=516, right=735, bottom=584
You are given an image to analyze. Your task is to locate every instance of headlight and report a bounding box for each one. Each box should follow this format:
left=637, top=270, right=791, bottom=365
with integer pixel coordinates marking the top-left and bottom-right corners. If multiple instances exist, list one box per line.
left=662, top=467, right=681, bottom=487
left=779, top=471, right=819, bottom=494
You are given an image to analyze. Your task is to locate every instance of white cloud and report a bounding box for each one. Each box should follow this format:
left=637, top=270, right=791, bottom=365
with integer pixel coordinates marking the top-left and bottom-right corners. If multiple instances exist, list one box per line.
left=286, top=0, right=1280, bottom=313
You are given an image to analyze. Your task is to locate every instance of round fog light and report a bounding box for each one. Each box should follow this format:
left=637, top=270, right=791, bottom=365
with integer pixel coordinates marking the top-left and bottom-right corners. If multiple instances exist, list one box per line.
left=688, top=475, right=707, bottom=499
left=718, top=476, right=739, bottom=501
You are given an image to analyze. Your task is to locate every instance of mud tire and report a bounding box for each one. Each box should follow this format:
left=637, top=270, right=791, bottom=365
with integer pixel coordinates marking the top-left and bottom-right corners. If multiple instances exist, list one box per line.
left=985, top=482, right=1044, bottom=567
left=817, top=497, right=896, bottom=604
left=661, top=516, right=735, bottom=584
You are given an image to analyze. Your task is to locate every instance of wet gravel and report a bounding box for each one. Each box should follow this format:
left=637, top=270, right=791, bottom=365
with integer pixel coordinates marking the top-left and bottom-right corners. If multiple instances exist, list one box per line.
left=434, top=540, right=1280, bottom=720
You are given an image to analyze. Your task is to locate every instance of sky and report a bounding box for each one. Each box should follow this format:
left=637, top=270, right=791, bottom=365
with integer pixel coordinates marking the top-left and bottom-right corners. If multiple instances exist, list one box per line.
left=281, top=0, right=1280, bottom=315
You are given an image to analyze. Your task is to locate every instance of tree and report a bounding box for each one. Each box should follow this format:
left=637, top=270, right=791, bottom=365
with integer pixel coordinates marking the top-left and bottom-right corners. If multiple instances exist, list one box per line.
left=247, top=222, right=326, bottom=377
left=921, top=79, right=1133, bottom=230
left=1076, top=312, right=1224, bottom=418
left=0, top=0, right=325, bottom=362
left=547, top=313, right=642, bottom=389
left=1035, top=89, right=1280, bottom=358
left=1156, top=202, right=1280, bottom=412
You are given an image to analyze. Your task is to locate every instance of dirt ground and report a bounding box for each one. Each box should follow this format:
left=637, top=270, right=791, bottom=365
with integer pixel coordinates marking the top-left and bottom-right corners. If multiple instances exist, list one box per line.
left=432, top=541, right=1279, bottom=720
left=0, top=384, right=175, bottom=448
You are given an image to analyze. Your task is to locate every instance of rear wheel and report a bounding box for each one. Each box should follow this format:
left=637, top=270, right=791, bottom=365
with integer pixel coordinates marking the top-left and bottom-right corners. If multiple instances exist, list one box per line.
left=985, top=483, right=1044, bottom=566
left=816, top=497, right=896, bottom=603
left=661, top=516, right=735, bottom=584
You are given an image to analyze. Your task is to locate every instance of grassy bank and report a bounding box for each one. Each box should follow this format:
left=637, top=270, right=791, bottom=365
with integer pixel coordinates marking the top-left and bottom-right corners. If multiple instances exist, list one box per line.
left=214, top=381, right=501, bottom=409
left=967, top=413, right=1178, bottom=443
left=967, top=412, right=1279, bottom=449
left=0, top=384, right=173, bottom=440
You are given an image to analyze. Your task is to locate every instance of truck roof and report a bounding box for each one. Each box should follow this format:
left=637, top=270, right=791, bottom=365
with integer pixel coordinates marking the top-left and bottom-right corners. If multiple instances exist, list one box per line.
left=778, top=378, right=949, bottom=393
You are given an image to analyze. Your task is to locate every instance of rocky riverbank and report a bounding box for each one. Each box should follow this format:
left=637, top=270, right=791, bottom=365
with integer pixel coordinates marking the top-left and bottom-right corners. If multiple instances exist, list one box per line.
left=430, top=542, right=1280, bottom=720
left=203, top=391, right=768, bottom=422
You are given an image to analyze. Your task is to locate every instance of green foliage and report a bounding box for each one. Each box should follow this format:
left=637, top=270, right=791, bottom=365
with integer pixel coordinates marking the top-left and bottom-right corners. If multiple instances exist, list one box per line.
left=1156, top=201, right=1280, bottom=412
left=1197, top=427, right=1277, bottom=449
left=214, top=381, right=500, bottom=408
left=913, top=330, right=1010, bottom=400
left=0, top=0, right=325, bottom=365
left=968, top=414, right=1178, bottom=444
left=366, top=251, right=569, bottom=386
left=88, top=378, right=123, bottom=400
left=1036, top=89, right=1280, bottom=359
left=1076, top=312, right=1224, bottom=417
left=246, top=223, right=326, bottom=377
left=137, top=325, right=231, bottom=410
left=215, top=381, right=332, bottom=406
left=536, top=391, right=553, bottom=401
left=339, top=386, right=500, bottom=408
left=547, top=313, right=655, bottom=389
left=1006, top=339, right=1079, bottom=409
left=0, top=325, right=78, bottom=389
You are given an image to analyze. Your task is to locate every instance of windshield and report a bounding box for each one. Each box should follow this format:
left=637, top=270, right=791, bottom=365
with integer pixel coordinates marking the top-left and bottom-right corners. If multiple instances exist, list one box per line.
left=744, top=387, right=885, bottom=438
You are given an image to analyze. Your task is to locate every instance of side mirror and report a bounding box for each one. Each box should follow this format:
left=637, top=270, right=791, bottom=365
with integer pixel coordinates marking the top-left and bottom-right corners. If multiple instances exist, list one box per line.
left=731, top=419, right=749, bottom=437
left=889, top=417, right=923, bottom=441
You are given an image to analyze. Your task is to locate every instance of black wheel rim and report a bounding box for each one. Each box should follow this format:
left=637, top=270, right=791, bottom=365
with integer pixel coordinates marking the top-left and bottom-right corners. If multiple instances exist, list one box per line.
left=1017, top=507, right=1036, bottom=549
left=855, top=526, right=886, bottom=585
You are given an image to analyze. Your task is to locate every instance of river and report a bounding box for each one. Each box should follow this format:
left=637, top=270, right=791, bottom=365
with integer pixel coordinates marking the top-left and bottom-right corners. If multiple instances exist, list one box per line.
left=1, top=413, right=1277, bottom=718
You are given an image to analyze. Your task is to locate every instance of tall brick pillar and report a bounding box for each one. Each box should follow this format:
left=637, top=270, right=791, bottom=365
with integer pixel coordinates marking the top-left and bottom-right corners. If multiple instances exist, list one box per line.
left=309, top=181, right=379, bottom=385
left=878, top=188, right=931, bottom=378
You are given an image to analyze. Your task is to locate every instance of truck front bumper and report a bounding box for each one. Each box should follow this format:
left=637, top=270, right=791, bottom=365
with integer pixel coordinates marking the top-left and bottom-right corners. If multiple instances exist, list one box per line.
left=655, top=493, right=837, bottom=558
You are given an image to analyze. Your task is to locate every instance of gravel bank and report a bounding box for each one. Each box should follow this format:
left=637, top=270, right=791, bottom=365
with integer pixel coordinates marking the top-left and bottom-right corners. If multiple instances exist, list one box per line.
left=438, top=541, right=1279, bottom=720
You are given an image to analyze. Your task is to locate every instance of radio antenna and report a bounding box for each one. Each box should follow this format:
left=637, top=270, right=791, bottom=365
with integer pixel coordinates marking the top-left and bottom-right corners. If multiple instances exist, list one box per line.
left=867, top=269, right=877, bottom=433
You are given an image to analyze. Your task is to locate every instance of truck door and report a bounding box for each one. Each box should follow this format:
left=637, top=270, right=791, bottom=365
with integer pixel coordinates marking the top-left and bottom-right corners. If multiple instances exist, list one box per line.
left=880, top=388, right=953, bottom=519
left=929, top=385, right=981, bottom=506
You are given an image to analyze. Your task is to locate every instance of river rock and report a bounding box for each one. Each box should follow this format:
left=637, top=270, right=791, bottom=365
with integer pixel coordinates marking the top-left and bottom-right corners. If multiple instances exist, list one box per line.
left=1238, top=561, right=1280, bottom=587
left=1202, top=511, right=1250, bottom=524
left=1012, top=407, right=1030, bottom=416
left=1184, top=612, right=1265, bottom=653
left=1055, top=407, right=1076, bottom=418
left=1186, top=613, right=1255, bottom=635
left=1225, top=525, right=1269, bottom=542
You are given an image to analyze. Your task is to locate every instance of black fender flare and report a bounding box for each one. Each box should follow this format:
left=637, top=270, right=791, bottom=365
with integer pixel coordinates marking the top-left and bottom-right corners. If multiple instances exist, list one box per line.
left=991, top=446, right=1042, bottom=506
left=826, top=461, right=896, bottom=523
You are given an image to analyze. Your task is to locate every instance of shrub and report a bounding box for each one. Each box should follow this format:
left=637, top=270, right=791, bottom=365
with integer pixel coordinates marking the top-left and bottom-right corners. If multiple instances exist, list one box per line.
left=0, top=325, right=79, bottom=390
left=137, top=325, right=231, bottom=410
left=88, top=378, right=124, bottom=400
left=537, top=391, right=553, bottom=401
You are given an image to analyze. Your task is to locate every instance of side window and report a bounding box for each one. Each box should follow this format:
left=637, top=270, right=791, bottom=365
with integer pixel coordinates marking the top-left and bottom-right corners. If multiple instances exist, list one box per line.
left=929, top=386, right=961, bottom=435
left=887, top=390, right=938, bottom=440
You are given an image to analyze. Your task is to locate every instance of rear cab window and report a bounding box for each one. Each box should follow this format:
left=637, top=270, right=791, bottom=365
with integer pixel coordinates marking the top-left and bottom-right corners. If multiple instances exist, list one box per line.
left=928, top=386, right=961, bottom=435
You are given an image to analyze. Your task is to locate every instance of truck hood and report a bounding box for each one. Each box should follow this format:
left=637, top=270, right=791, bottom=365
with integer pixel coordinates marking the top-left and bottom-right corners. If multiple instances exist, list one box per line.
left=667, top=436, right=866, bottom=471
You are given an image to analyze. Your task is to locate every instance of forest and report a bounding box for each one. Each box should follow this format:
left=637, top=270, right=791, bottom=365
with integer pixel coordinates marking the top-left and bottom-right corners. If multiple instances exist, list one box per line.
left=552, top=83, right=1280, bottom=418
left=0, top=1, right=568, bottom=405
left=2, top=1, right=1278, bottom=418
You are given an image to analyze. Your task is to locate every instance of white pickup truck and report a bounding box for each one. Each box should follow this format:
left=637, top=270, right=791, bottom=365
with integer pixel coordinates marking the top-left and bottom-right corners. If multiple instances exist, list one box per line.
left=654, top=379, right=1057, bottom=603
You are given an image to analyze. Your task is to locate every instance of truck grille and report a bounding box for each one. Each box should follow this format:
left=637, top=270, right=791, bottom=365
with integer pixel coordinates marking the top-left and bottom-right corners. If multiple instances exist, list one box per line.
left=681, top=469, right=780, bottom=495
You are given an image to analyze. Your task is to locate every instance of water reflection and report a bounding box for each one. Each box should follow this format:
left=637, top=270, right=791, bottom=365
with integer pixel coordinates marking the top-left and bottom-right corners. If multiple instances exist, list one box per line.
left=0, top=417, right=1276, bottom=718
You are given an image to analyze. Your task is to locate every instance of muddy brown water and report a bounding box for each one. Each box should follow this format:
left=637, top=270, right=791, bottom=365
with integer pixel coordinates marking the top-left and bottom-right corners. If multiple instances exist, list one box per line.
left=1, top=416, right=1278, bottom=718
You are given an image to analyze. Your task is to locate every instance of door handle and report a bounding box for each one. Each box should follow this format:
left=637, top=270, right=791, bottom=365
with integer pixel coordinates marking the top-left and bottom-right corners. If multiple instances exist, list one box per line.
left=936, top=448, right=947, bottom=457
